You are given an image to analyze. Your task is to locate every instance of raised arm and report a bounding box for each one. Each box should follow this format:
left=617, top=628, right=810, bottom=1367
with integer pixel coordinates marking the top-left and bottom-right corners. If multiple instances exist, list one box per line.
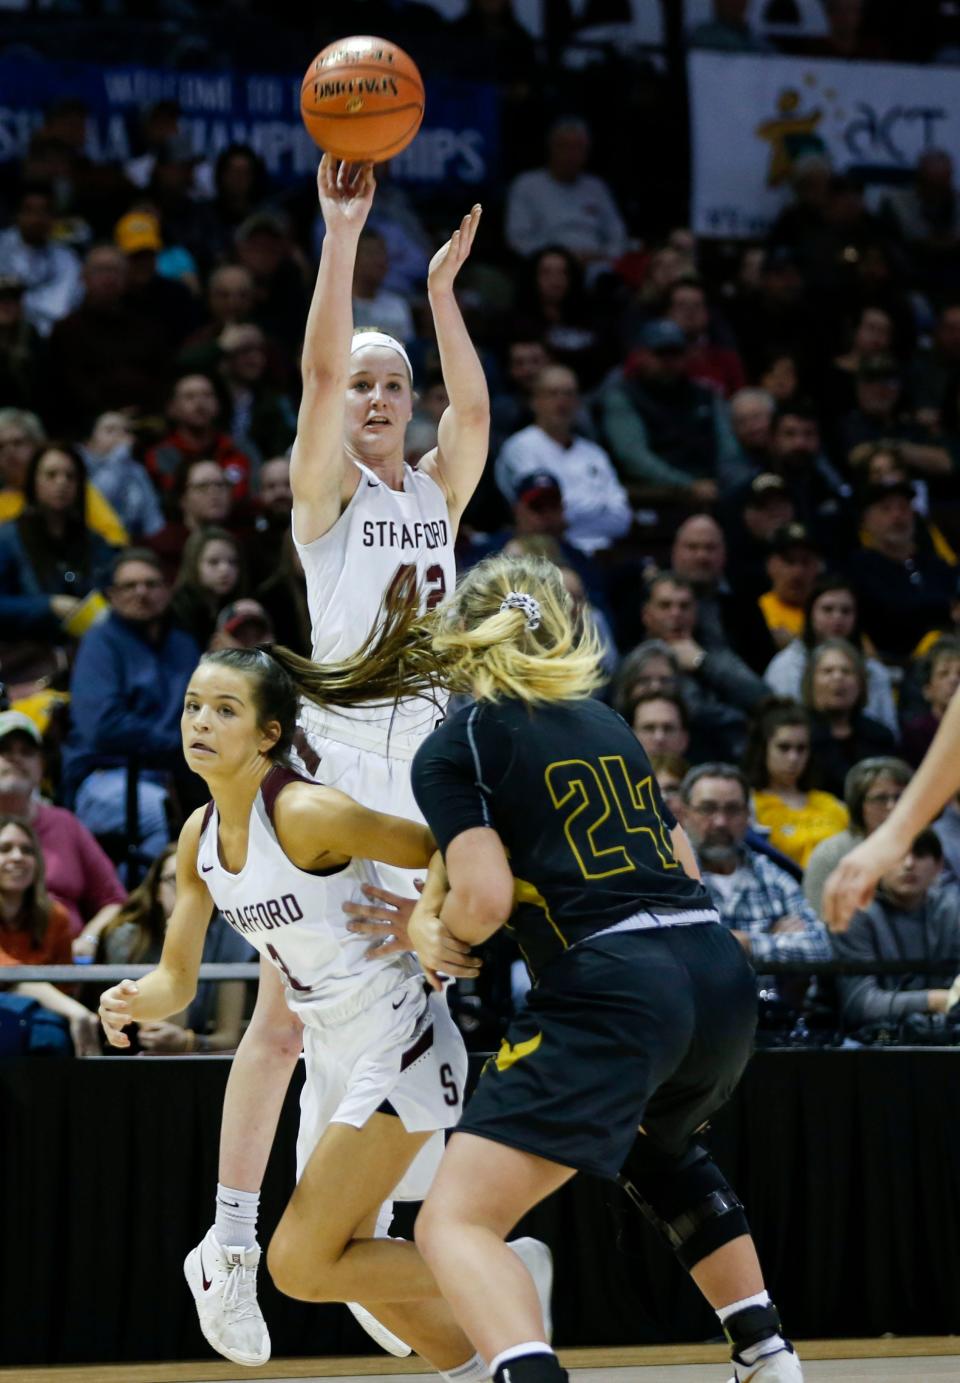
left=291, top=157, right=376, bottom=545
left=98, top=810, right=213, bottom=1047
left=417, top=207, right=491, bottom=532
left=823, top=688, right=960, bottom=930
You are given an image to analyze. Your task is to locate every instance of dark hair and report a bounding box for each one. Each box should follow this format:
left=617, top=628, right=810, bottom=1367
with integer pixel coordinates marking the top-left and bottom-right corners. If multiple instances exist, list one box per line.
left=17, top=443, right=93, bottom=591
left=742, top=696, right=812, bottom=791
left=802, top=575, right=863, bottom=652
left=910, top=828, right=943, bottom=861
left=802, top=637, right=867, bottom=716
left=519, top=244, right=588, bottom=321
left=97, top=844, right=175, bottom=963
left=0, top=814, right=52, bottom=947
left=23, top=441, right=86, bottom=524
left=626, top=688, right=690, bottom=733
left=196, top=570, right=444, bottom=757
left=679, top=762, right=749, bottom=806
left=214, top=143, right=268, bottom=203
left=843, top=756, right=911, bottom=833
left=644, top=570, right=696, bottom=604
left=110, top=546, right=164, bottom=585
left=173, top=454, right=227, bottom=504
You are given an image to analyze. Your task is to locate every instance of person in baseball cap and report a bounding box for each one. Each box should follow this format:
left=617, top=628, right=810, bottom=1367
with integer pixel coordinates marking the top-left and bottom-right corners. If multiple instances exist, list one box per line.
left=114, top=211, right=162, bottom=256
left=760, top=522, right=824, bottom=647
left=512, top=471, right=565, bottom=540
left=0, top=710, right=42, bottom=748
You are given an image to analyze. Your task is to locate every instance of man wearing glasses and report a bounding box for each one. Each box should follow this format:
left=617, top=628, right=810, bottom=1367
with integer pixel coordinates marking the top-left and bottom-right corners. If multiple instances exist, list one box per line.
left=679, top=763, right=831, bottom=969
left=61, top=548, right=201, bottom=866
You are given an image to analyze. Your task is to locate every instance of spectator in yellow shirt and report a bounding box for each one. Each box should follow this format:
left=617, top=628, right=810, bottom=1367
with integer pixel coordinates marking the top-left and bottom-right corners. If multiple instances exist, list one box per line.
left=758, top=522, right=824, bottom=650
left=0, top=407, right=127, bottom=545
left=744, top=696, right=849, bottom=869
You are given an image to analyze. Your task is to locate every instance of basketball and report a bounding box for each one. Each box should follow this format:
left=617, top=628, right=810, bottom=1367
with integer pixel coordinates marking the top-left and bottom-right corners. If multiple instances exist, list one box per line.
left=300, top=35, right=425, bottom=162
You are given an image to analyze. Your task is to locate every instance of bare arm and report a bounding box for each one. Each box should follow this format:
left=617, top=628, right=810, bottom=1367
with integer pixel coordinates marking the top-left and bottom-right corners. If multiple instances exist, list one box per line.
left=274, top=782, right=435, bottom=872
left=823, top=689, right=960, bottom=929
left=15, top=981, right=101, bottom=1056
left=437, top=827, right=515, bottom=946
left=291, top=157, right=375, bottom=545
left=670, top=823, right=703, bottom=882
left=98, top=810, right=213, bottom=1047
left=417, top=207, right=491, bottom=532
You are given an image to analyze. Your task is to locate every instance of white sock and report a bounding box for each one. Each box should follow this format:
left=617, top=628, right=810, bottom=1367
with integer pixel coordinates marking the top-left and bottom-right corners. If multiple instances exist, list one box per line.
left=442, top=1352, right=489, bottom=1383
left=716, top=1291, right=770, bottom=1325
left=214, top=1183, right=260, bottom=1250
left=489, top=1343, right=555, bottom=1377
left=717, top=1292, right=784, bottom=1366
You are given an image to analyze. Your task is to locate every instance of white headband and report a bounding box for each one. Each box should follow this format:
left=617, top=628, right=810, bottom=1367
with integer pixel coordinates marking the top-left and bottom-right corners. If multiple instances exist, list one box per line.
left=351, top=331, right=413, bottom=382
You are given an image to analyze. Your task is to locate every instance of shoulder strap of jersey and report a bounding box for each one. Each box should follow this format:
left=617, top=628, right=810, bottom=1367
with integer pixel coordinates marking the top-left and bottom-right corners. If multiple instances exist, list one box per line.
left=200, top=800, right=215, bottom=833
left=260, top=762, right=315, bottom=827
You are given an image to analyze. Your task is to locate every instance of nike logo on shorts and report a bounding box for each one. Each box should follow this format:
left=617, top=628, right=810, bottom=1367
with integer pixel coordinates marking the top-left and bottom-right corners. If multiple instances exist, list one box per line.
left=392, top=994, right=407, bottom=1010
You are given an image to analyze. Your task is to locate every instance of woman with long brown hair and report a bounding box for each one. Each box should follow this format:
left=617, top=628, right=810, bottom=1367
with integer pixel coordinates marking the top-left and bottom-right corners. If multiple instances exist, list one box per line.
left=171, top=526, right=246, bottom=649
left=0, top=814, right=100, bottom=1054
left=0, top=442, right=115, bottom=639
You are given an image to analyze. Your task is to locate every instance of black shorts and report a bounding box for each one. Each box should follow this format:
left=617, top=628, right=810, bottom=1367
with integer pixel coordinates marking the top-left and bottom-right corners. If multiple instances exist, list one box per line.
left=456, top=923, right=757, bottom=1180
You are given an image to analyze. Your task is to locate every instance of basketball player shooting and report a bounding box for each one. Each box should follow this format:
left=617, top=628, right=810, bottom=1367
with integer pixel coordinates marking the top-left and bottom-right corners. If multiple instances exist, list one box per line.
left=180, top=154, right=492, bottom=1368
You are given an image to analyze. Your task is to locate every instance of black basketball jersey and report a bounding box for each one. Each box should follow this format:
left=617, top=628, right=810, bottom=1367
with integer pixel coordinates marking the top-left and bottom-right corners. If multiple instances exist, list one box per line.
left=411, top=696, right=714, bottom=977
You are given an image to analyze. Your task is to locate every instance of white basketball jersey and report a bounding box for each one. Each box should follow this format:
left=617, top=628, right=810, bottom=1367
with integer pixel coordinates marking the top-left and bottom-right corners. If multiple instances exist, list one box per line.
left=294, top=459, right=454, bottom=759
left=196, top=765, right=417, bottom=1019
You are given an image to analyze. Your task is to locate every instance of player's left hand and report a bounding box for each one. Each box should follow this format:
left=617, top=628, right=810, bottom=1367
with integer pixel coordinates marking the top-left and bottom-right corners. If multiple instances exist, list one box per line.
left=344, top=882, right=417, bottom=957
left=427, top=205, right=482, bottom=293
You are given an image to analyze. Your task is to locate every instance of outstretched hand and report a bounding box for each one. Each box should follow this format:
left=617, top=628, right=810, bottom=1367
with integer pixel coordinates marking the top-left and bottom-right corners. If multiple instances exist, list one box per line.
left=98, top=977, right=139, bottom=1049
left=427, top=204, right=482, bottom=294
left=344, top=882, right=482, bottom=988
left=821, top=832, right=902, bottom=932
left=316, top=154, right=376, bottom=235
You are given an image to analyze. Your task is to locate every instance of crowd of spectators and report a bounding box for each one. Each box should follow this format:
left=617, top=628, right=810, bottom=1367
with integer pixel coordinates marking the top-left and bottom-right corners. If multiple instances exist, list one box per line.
left=4, top=0, right=960, bottom=1054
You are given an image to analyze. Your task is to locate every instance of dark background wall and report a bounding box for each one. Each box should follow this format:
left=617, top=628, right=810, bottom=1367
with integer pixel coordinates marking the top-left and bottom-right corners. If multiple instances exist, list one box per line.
left=4, top=1048, right=960, bottom=1367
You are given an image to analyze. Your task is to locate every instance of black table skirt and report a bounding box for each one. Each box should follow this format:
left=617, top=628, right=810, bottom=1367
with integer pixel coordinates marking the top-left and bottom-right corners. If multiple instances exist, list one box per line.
left=3, top=1048, right=960, bottom=1366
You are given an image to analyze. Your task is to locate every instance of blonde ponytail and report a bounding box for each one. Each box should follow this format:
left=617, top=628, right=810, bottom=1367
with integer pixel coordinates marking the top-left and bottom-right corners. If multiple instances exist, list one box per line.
left=265, top=553, right=603, bottom=716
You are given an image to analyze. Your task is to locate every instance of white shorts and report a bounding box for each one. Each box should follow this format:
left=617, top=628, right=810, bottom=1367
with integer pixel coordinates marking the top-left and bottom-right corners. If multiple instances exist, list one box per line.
left=295, top=971, right=467, bottom=1198
left=300, top=734, right=426, bottom=897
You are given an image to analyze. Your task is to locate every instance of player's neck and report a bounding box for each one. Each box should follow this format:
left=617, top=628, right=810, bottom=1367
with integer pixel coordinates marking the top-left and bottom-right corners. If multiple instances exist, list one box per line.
left=350, top=448, right=406, bottom=491
left=209, top=757, right=274, bottom=829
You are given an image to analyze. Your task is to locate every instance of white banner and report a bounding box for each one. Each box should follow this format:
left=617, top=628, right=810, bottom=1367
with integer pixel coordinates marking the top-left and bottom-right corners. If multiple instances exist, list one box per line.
left=689, top=50, right=960, bottom=238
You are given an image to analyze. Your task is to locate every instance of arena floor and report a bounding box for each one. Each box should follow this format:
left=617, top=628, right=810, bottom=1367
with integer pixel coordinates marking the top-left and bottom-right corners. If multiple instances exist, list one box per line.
left=6, top=1343, right=960, bottom=1383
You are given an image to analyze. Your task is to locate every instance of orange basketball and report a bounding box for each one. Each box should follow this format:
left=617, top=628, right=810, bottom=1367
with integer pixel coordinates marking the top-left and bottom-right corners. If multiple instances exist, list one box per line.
left=300, top=35, right=425, bottom=163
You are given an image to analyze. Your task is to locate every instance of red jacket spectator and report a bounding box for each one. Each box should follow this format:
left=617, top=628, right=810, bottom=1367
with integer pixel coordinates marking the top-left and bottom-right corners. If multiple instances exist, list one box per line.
left=145, top=373, right=251, bottom=500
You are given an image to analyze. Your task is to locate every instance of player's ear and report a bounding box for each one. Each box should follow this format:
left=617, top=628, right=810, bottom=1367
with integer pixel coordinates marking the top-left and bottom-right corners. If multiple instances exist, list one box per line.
left=260, top=719, right=282, bottom=756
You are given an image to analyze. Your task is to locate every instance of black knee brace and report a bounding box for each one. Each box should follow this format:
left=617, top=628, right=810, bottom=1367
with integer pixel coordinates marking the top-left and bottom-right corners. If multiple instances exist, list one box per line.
left=617, top=1137, right=750, bottom=1272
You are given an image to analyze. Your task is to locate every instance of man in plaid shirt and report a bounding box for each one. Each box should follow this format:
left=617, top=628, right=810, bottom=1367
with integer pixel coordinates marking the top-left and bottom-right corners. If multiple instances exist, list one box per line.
left=679, top=762, right=831, bottom=966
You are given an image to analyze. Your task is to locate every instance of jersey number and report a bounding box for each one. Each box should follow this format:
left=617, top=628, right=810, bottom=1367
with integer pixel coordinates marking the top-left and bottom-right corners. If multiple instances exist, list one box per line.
left=389, top=562, right=447, bottom=612
left=544, top=756, right=677, bottom=881
left=266, top=943, right=310, bottom=993
left=439, top=1062, right=460, bottom=1107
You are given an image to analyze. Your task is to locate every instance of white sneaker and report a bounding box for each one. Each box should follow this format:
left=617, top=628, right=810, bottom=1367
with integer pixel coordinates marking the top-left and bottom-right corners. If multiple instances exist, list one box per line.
left=508, top=1236, right=554, bottom=1342
left=346, top=1301, right=413, bottom=1357
left=184, top=1227, right=270, bottom=1367
left=728, top=1342, right=803, bottom=1382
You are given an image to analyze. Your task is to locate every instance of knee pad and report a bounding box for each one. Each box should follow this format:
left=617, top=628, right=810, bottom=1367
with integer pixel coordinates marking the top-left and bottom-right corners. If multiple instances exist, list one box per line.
left=617, top=1138, right=749, bottom=1272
